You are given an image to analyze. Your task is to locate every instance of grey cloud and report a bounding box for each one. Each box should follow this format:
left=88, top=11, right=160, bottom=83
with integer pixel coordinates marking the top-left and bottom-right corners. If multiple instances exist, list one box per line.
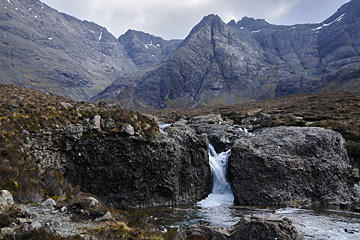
left=42, top=0, right=349, bottom=39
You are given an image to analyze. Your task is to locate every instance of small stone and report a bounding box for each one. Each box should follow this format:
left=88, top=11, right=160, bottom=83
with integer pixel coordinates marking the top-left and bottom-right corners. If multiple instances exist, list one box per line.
left=60, top=206, right=67, bottom=212
left=95, top=211, right=112, bottom=222
left=41, top=198, right=56, bottom=210
left=0, top=190, right=15, bottom=210
left=60, top=102, right=73, bottom=108
left=121, top=124, right=135, bottom=135
left=85, top=197, right=99, bottom=208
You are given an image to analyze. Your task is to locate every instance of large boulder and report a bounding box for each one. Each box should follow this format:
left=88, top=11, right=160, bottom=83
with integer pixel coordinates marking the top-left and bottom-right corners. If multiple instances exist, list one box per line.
left=181, top=217, right=303, bottom=240
left=63, top=122, right=211, bottom=208
left=228, top=126, right=353, bottom=207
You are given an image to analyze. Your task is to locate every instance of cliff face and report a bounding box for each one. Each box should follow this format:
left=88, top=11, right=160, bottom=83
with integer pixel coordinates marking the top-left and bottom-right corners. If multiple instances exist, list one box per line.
left=95, top=0, right=360, bottom=109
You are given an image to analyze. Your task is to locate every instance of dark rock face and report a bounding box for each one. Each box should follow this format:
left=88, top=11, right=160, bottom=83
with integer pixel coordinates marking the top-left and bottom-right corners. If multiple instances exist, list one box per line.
left=228, top=127, right=353, bottom=207
left=0, top=0, right=136, bottom=100
left=119, top=30, right=181, bottom=69
left=95, top=0, right=360, bottom=109
left=181, top=217, right=304, bottom=240
left=27, top=120, right=211, bottom=208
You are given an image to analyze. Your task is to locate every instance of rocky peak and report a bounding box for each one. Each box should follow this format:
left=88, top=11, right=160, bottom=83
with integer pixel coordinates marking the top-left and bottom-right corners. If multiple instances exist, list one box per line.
left=236, top=16, right=270, bottom=29
left=186, top=14, right=225, bottom=38
left=118, top=29, right=181, bottom=68
left=227, top=19, right=237, bottom=27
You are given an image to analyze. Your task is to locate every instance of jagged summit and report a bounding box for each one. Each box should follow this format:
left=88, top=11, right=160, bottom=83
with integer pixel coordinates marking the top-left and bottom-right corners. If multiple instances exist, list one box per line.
left=236, top=17, right=270, bottom=28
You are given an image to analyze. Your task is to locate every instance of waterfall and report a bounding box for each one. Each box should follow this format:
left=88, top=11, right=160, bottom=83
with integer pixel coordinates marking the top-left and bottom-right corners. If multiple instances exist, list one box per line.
left=197, top=144, right=234, bottom=208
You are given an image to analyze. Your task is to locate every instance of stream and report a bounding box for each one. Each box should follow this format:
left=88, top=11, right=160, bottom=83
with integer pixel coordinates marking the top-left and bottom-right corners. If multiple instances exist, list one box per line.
left=144, top=143, right=360, bottom=239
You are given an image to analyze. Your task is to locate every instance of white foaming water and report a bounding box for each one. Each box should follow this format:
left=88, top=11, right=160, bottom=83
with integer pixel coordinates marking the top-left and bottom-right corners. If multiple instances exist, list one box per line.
left=197, top=145, right=234, bottom=209
left=196, top=145, right=238, bottom=227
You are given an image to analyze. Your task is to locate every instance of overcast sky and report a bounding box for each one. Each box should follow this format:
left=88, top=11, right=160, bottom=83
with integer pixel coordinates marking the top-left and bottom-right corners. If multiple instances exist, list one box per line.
left=41, top=0, right=350, bottom=40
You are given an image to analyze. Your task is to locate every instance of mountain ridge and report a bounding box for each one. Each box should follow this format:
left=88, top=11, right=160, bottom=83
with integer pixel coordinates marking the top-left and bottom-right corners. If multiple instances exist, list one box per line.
left=94, top=0, right=360, bottom=109
left=1, top=0, right=360, bottom=107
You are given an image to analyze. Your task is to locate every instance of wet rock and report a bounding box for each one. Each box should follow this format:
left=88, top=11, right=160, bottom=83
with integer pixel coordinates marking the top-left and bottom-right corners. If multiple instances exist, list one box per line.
left=94, top=211, right=112, bottom=222
left=0, top=190, right=14, bottom=211
left=121, top=124, right=135, bottom=135
left=181, top=217, right=303, bottom=240
left=41, top=198, right=56, bottom=210
left=229, top=127, right=353, bottom=207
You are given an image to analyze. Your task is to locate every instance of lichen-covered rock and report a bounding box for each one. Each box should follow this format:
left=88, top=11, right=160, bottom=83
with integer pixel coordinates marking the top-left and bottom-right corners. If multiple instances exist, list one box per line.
left=228, top=126, right=353, bottom=207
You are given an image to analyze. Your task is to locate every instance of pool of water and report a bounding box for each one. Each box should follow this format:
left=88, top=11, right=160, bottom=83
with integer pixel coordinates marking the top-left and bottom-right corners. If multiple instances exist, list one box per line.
left=145, top=205, right=360, bottom=239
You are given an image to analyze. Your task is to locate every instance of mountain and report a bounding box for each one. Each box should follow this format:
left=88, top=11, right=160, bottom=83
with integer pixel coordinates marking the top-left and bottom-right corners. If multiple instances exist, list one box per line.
left=0, top=0, right=137, bottom=100
left=119, top=30, right=181, bottom=69
left=94, top=0, right=360, bottom=109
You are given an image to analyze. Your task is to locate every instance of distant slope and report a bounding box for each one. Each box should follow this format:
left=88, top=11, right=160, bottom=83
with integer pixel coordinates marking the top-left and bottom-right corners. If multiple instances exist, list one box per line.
left=94, top=0, right=360, bottom=109
left=0, top=0, right=137, bottom=100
